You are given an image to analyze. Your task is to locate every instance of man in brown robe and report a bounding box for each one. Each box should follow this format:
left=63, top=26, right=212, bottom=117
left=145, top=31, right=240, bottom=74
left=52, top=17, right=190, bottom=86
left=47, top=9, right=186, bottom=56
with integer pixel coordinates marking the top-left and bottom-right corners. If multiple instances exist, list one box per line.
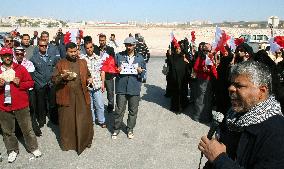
left=52, top=42, right=94, bottom=155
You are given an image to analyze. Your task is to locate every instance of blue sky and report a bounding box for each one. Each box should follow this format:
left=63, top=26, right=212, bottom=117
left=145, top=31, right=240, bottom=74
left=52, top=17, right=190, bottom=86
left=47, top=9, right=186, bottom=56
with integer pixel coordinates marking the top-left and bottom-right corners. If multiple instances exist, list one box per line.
left=1, top=0, right=284, bottom=22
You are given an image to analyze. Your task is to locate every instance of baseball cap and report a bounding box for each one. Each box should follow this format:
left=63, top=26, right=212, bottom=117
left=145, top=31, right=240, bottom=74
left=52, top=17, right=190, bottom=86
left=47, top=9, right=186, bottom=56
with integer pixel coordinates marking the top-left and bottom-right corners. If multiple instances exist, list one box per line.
left=124, top=37, right=136, bottom=45
left=0, top=47, right=13, bottom=55
left=14, top=46, right=25, bottom=53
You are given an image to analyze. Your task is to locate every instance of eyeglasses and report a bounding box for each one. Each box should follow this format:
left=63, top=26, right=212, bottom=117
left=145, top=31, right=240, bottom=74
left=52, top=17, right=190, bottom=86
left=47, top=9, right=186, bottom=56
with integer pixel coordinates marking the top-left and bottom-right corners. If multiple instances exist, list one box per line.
left=275, top=51, right=282, bottom=55
left=5, top=40, right=13, bottom=43
left=39, top=45, right=47, bottom=48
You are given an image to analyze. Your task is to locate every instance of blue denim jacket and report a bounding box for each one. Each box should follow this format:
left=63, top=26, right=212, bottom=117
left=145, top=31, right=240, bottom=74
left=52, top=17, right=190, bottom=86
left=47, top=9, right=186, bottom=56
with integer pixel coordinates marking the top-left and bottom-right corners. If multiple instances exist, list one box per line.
left=115, top=51, right=146, bottom=96
left=30, top=49, right=60, bottom=89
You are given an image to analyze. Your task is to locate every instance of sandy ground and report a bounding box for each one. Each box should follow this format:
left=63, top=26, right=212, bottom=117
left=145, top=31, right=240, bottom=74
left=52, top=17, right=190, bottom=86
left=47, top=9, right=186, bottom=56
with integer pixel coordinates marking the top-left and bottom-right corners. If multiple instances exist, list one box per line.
left=0, top=57, right=210, bottom=169
left=2, top=26, right=283, bottom=56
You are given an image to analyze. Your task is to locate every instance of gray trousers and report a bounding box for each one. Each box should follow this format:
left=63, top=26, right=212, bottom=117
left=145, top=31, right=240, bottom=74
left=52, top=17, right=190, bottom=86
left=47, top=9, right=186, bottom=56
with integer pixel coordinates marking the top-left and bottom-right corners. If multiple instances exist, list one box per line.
left=113, top=94, right=140, bottom=132
left=0, top=107, right=38, bottom=154
left=192, top=78, right=213, bottom=122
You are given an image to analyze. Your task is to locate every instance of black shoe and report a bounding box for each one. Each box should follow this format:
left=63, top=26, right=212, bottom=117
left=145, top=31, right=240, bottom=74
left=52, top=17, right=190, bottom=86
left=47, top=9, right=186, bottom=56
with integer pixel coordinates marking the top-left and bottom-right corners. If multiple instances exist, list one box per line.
left=175, top=111, right=182, bottom=115
left=164, top=93, right=171, bottom=98
left=34, top=128, right=42, bottom=137
left=99, top=123, right=107, bottom=128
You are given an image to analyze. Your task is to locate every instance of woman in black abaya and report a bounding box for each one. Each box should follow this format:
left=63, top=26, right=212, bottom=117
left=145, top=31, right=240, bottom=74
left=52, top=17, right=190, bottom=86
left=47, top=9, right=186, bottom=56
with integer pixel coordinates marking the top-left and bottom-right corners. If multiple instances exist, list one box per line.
left=168, top=42, right=190, bottom=113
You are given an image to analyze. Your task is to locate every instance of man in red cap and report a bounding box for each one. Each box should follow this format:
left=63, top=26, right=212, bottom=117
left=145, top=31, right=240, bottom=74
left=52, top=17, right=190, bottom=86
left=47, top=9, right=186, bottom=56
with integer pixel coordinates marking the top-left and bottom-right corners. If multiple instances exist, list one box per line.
left=0, top=47, right=42, bottom=163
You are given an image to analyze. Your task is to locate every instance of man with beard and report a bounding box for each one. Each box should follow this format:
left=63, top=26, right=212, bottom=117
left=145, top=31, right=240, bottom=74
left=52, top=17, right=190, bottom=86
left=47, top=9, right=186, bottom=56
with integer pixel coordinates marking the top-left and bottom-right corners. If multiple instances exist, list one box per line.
left=111, top=37, right=146, bottom=139
left=52, top=42, right=94, bottom=155
left=198, top=61, right=284, bottom=169
left=0, top=47, right=42, bottom=163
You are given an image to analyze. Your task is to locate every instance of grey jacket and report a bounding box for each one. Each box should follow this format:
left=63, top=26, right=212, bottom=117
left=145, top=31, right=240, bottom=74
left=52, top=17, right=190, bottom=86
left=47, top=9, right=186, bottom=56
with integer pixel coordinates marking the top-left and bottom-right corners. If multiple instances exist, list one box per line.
left=115, top=51, right=146, bottom=96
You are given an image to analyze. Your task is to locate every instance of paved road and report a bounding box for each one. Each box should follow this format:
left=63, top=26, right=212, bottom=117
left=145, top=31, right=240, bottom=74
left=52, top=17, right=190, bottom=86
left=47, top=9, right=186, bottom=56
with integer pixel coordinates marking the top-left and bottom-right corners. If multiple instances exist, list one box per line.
left=0, top=57, right=209, bottom=169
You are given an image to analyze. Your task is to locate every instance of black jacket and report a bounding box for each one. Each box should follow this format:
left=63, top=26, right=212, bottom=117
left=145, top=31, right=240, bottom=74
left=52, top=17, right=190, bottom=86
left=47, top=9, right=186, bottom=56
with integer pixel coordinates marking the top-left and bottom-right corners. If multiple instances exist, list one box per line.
left=205, top=115, right=284, bottom=169
left=93, top=45, right=115, bottom=57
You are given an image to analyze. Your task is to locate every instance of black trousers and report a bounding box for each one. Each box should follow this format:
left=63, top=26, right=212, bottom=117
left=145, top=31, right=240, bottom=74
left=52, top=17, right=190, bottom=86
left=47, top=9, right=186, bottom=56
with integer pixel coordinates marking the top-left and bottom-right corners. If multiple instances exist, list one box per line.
left=28, top=90, right=42, bottom=135
left=34, top=85, right=58, bottom=127
left=105, top=78, right=114, bottom=109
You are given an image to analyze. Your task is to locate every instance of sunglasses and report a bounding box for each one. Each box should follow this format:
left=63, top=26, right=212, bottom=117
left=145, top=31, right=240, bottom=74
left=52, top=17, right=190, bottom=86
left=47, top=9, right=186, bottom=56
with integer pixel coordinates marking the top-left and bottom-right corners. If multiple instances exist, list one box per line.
left=5, top=40, right=13, bottom=43
left=1, top=54, right=13, bottom=57
left=39, top=45, right=48, bottom=47
left=275, top=51, right=282, bottom=54
left=15, top=52, right=24, bottom=56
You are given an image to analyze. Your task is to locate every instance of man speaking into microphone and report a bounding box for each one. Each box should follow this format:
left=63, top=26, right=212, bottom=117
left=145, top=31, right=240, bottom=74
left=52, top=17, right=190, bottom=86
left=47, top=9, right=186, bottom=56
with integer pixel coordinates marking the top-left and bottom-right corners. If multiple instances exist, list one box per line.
left=198, top=61, right=284, bottom=169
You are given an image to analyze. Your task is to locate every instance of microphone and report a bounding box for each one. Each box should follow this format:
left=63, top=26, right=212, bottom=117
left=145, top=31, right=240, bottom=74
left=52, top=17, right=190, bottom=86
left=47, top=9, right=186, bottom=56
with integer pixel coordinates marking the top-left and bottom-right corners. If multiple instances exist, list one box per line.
left=198, top=111, right=224, bottom=169
left=207, top=111, right=224, bottom=140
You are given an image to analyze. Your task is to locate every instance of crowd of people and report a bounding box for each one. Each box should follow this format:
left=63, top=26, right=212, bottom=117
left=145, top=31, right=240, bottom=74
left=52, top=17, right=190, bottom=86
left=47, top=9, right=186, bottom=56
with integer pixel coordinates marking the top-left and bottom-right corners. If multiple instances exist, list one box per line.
left=0, top=29, right=149, bottom=162
left=1, top=27, right=284, bottom=168
left=164, top=32, right=284, bottom=168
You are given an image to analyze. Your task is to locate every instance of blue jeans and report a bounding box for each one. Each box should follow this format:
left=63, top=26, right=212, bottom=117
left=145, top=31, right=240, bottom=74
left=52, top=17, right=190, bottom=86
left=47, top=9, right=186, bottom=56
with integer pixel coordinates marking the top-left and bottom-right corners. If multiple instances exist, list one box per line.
left=89, top=88, right=105, bottom=124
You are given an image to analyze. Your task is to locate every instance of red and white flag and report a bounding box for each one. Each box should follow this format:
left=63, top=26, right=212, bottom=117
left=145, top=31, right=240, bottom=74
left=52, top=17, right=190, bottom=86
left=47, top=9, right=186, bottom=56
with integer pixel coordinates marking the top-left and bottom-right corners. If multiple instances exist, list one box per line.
left=64, top=29, right=84, bottom=44
left=212, top=27, right=230, bottom=55
left=170, top=31, right=179, bottom=48
left=269, top=36, right=284, bottom=52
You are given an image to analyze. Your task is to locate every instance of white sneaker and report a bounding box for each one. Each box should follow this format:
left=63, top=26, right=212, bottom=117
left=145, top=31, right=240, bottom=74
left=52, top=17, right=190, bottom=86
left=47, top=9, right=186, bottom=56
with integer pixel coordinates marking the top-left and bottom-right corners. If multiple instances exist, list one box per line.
left=8, top=151, right=17, bottom=163
left=111, top=132, right=118, bottom=140
left=127, top=132, right=134, bottom=139
left=32, top=149, right=42, bottom=158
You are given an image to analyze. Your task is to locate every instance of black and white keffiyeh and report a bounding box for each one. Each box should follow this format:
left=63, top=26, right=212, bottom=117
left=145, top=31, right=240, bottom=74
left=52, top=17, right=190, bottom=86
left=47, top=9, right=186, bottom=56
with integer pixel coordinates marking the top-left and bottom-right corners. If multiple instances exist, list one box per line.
left=226, top=96, right=282, bottom=132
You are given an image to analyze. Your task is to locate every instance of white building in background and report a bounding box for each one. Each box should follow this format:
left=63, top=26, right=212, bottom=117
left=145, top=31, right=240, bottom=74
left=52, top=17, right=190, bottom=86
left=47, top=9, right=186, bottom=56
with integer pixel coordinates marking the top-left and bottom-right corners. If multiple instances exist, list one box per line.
left=0, top=16, right=62, bottom=27
left=189, top=20, right=213, bottom=26
left=84, top=21, right=137, bottom=27
left=268, top=16, right=280, bottom=28
left=67, top=21, right=86, bottom=28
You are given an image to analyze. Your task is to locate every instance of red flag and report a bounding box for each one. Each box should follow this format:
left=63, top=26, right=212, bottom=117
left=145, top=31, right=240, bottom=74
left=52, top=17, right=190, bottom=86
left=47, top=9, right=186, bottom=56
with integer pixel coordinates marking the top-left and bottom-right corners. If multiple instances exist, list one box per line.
left=191, top=31, right=196, bottom=43
left=101, top=55, right=119, bottom=74
left=234, top=38, right=245, bottom=47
